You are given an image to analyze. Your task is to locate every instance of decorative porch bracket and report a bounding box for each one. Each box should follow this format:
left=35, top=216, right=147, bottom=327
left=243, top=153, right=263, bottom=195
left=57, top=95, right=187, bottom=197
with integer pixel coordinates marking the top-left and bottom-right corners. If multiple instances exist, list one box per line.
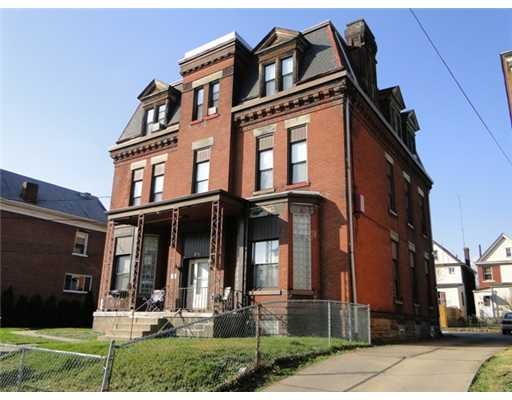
left=209, top=201, right=224, bottom=308
left=99, top=220, right=116, bottom=310
left=165, top=207, right=180, bottom=310
left=129, top=213, right=145, bottom=310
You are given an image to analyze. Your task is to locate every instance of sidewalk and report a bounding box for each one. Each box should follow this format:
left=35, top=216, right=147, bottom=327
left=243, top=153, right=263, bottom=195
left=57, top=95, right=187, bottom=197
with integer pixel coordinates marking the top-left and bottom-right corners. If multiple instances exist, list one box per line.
left=264, top=333, right=511, bottom=392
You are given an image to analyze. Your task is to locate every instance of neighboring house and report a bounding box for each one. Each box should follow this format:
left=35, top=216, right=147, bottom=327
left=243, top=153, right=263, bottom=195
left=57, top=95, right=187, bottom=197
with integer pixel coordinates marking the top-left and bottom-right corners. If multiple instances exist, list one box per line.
left=95, top=19, right=438, bottom=340
left=0, top=169, right=106, bottom=327
left=433, top=241, right=476, bottom=324
left=474, top=233, right=512, bottom=320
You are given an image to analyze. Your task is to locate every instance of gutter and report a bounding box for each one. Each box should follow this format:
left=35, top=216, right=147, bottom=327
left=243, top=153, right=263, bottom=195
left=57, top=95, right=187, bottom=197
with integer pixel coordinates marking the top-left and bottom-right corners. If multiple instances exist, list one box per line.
left=344, top=97, right=357, bottom=304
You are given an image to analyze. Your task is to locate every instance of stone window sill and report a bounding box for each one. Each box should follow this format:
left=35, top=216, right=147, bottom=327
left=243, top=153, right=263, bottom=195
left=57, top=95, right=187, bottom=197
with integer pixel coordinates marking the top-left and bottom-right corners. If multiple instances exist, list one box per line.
left=204, top=113, right=219, bottom=121
left=72, top=253, right=88, bottom=258
left=285, top=181, right=310, bottom=190
left=252, top=187, right=276, bottom=196
left=389, top=209, right=398, bottom=218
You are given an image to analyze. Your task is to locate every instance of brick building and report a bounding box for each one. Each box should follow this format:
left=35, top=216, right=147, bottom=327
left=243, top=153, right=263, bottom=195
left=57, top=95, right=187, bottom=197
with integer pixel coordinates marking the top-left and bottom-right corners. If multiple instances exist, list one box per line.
left=0, top=169, right=106, bottom=326
left=95, top=19, right=438, bottom=339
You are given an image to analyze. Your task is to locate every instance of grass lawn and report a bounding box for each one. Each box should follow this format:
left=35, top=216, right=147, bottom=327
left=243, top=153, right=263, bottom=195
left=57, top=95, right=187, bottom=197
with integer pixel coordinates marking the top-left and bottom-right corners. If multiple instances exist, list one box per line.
left=1, top=327, right=366, bottom=391
left=470, top=346, right=512, bottom=392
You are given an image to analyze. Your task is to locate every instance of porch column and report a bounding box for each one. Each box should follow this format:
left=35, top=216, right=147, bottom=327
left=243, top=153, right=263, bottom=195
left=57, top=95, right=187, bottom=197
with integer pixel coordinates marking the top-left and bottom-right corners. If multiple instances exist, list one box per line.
left=209, top=200, right=224, bottom=309
left=98, top=220, right=116, bottom=310
left=129, top=214, right=145, bottom=310
left=165, top=208, right=180, bottom=310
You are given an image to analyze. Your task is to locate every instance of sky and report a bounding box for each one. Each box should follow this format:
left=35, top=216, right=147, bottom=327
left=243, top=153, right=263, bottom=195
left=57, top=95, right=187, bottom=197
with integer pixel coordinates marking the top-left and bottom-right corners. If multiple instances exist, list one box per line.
left=1, top=8, right=511, bottom=262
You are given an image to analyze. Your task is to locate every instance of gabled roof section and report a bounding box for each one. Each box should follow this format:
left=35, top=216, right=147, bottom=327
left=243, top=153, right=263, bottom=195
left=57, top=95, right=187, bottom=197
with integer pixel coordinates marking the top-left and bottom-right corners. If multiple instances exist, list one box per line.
left=137, top=79, right=169, bottom=100
left=0, top=169, right=106, bottom=223
left=476, top=233, right=512, bottom=264
left=379, top=86, right=406, bottom=109
left=253, top=27, right=302, bottom=54
left=433, top=240, right=465, bottom=265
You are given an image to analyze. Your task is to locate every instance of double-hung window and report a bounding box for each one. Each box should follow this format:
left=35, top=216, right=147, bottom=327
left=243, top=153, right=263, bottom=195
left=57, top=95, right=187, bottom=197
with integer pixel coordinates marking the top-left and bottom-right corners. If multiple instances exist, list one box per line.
left=387, top=159, right=396, bottom=213
left=208, top=81, right=220, bottom=114
left=405, top=177, right=413, bottom=226
left=193, top=148, right=210, bottom=193
left=193, top=87, right=204, bottom=121
left=64, top=273, right=92, bottom=293
left=391, top=238, right=401, bottom=301
left=252, top=240, right=279, bottom=289
left=289, top=125, right=307, bottom=184
left=72, top=230, right=89, bottom=256
left=112, top=236, right=132, bottom=291
left=157, top=104, right=166, bottom=125
left=264, top=63, right=276, bottom=96
left=150, top=162, right=165, bottom=202
left=130, top=168, right=144, bottom=206
left=409, top=249, right=419, bottom=304
left=506, top=247, right=511, bottom=257
left=483, top=266, right=493, bottom=281
left=145, top=108, right=155, bottom=134
left=281, top=56, right=293, bottom=90
left=256, top=135, right=274, bottom=190
left=419, top=190, right=427, bottom=235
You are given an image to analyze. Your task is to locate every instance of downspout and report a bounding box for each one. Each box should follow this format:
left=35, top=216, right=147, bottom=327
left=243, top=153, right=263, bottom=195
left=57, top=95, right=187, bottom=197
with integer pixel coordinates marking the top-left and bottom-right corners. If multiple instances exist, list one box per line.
left=344, top=96, right=357, bottom=305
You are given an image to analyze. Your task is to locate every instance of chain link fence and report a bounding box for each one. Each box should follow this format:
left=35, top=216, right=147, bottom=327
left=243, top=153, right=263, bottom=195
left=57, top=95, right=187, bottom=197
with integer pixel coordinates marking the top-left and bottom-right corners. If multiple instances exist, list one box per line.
left=106, top=300, right=370, bottom=391
left=1, top=300, right=370, bottom=392
left=0, top=346, right=108, bottom=392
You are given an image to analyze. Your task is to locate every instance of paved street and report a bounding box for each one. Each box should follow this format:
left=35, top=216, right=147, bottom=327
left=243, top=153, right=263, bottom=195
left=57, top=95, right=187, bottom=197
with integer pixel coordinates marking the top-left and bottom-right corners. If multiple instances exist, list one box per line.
left=264, top=333, right=512, bottom=392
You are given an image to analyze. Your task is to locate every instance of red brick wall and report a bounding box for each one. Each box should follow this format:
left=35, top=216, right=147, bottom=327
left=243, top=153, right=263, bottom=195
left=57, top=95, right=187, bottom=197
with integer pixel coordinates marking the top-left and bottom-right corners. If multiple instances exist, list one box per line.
left=236, top=101, right=350, bottom=302
left=0, top=210, right=105, bottom=302
left=351, top=104, right=434, bottom=320
left=477, top=265, right=501, bottom=288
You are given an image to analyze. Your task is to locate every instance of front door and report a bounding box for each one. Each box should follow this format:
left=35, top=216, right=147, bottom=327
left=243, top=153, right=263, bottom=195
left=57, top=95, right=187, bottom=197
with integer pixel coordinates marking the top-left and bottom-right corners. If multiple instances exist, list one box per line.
left=187, top=259, right=209, bottom=310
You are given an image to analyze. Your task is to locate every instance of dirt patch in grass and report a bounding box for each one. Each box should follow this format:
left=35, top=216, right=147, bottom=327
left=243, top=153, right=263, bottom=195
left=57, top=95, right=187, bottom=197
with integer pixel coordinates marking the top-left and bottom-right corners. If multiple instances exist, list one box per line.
left=470, top=347, right=512, bottom=392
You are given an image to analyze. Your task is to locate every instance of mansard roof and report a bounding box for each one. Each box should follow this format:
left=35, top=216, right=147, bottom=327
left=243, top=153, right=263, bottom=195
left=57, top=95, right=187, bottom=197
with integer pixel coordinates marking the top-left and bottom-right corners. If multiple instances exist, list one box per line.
left=253, top=27, right=304, bottom=54
left=402, top=109, right=420, bottom=133
left=117, top=79, right=182, bottom=143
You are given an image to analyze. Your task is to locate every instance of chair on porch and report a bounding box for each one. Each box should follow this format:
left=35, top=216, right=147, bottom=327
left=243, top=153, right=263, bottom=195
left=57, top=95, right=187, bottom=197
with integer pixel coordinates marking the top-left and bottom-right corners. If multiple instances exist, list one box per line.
left=139, top=289, right=165, bottom=312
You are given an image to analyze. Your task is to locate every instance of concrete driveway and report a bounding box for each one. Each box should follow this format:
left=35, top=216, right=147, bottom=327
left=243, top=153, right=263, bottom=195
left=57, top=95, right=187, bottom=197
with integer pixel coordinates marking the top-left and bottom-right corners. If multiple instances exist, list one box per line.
left=264, top=333, right=512, bottom=392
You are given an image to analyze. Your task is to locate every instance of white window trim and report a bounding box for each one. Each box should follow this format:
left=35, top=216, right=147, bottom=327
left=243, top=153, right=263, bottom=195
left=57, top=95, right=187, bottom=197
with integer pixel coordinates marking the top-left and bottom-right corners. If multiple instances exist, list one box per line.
left=130, top=160, right=147, bottom=171
left=403, top=171, right=411, bottom=182
left=63, top=273, right=92, bottom=294
left=72, top=231, right=89, bottom=257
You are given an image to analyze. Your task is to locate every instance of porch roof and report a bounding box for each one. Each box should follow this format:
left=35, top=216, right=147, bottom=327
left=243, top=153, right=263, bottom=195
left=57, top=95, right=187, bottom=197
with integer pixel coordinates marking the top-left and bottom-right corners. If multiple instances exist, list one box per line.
left=107, top=189, right=246, bottom=221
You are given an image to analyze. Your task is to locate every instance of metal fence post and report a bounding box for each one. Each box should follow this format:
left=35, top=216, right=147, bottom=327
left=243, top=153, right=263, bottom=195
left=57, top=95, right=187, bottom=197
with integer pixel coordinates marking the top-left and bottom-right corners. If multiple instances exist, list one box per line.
left=348, top=304, right=353, bottom=341
left=16, top=347, right=26, bottom=391
left=367, top=305, right=372, bottom=345
left=327, top=301, right=332, bottom=346
left=101, top=340, right=116, bottom=392
left=255, top=304, right=261, bottom=368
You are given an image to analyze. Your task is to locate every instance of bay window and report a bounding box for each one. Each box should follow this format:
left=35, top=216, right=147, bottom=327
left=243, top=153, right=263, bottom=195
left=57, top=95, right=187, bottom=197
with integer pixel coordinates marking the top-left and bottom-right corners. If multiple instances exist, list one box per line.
left=252, top=239, right=279, bottom=289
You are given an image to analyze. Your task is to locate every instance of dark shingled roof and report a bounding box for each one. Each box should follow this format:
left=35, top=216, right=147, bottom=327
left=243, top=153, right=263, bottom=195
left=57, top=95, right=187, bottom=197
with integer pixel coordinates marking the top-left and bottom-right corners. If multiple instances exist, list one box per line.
left=0, top=169, right=107, bottom=223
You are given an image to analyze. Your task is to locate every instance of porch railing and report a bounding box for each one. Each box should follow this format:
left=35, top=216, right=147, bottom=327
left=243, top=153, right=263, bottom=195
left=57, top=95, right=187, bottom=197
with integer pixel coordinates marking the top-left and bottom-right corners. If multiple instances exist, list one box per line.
left=176, top=286, right=209, bottom=311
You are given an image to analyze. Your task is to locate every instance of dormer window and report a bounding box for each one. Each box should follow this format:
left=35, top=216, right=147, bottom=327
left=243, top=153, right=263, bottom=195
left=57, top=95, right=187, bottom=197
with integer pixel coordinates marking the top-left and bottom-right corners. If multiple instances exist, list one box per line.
left=157, top=104, right=166, bottom=124
left=264, top=63, right=276, bottom=96
left=281, top=56, right=294, bottom=90
left=144, top=104, right=166, bottom=134
left=145, top=108, right=155, bottom=134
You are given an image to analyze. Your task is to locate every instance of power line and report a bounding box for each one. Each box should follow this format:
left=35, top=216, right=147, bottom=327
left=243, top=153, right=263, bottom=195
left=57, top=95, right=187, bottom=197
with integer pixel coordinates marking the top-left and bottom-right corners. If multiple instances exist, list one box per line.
left=409, top=9, right=512, bottom=169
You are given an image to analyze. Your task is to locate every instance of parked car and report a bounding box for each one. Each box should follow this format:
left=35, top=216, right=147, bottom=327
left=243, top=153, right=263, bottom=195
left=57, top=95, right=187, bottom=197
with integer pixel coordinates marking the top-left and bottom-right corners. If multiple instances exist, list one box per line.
left=502, top=312, right=512, bottom=334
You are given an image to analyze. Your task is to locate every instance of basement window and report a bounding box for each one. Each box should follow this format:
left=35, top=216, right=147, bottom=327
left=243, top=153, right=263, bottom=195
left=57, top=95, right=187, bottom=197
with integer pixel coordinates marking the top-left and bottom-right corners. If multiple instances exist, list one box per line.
left=64, top=273, right=92, bottom=294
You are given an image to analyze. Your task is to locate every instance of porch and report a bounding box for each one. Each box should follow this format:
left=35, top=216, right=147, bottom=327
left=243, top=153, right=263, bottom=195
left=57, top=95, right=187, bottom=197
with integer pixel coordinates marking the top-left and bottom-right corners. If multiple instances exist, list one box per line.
left=97, top=190, right=248, bottom=316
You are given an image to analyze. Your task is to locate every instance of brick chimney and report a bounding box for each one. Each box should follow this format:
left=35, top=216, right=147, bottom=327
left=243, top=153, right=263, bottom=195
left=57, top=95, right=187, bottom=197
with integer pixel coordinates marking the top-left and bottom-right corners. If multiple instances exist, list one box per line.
left=464, top=247, right=471, bottom=267
left=344, top=19, right=378, bottom=101
left=20, top=181, right=38, bottom=204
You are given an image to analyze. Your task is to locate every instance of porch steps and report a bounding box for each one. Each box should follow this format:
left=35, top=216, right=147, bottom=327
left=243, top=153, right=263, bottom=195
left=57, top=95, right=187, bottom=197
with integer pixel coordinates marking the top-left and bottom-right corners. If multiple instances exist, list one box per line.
left=100, top=317, right=168, bottom=340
